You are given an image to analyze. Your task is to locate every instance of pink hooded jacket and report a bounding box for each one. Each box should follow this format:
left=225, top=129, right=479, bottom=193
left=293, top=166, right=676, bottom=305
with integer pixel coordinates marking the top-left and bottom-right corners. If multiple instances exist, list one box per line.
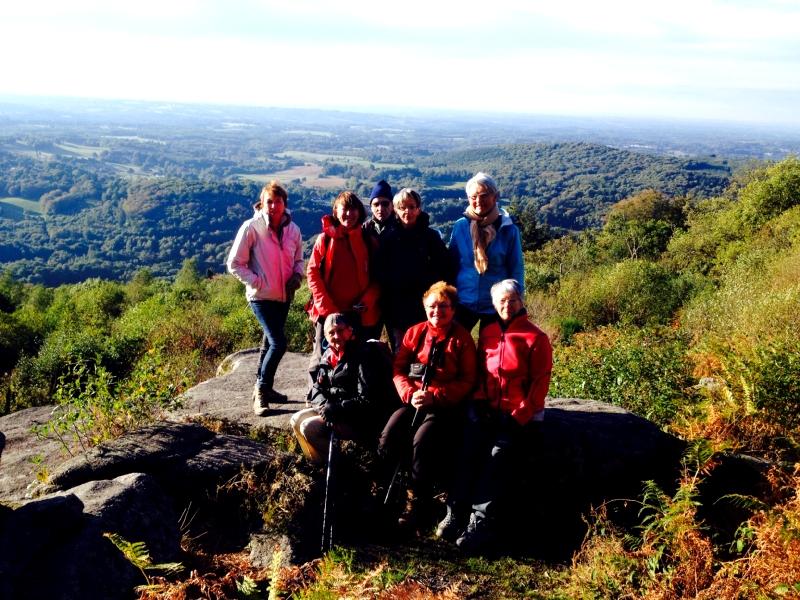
left=227, top=209, right=304, bottom=302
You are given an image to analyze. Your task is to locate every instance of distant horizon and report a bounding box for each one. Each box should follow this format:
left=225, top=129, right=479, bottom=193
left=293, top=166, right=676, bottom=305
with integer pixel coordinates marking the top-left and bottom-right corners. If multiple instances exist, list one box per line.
left=3, top=92, right=800, bottom=134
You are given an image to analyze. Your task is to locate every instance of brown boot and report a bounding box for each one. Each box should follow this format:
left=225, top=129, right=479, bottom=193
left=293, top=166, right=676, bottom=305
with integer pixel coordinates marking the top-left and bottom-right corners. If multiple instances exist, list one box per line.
left=397, top=489, right=433, bottom=533
left=397, top=489, right=420, bottom=530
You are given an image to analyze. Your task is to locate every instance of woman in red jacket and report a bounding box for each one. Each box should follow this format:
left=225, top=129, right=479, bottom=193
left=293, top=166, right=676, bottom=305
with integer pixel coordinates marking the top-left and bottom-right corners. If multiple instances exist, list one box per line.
left=439, top=278, right=553, bottom=553
left=379, top=281, right=477, bottom=532
left=306, top=191, right=381, bottom=379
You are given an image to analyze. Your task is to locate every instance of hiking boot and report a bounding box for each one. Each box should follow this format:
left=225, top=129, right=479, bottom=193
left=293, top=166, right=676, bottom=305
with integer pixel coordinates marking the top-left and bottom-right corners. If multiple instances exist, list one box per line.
left=455, top=512, right=493, bottom=554
left=397, top=489, right=419, bottom=529
left=397, top=489, right=432, bottom=532
left=435, top=503, right=465, bottom=541
left=252, top=384, right=271, bottom=417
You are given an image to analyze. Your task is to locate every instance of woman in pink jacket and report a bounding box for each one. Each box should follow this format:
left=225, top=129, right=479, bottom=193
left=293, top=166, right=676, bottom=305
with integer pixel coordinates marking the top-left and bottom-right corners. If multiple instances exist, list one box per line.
left=227, top=181, right=304, bottom=416
left=438, top=278, right=552, bottom=553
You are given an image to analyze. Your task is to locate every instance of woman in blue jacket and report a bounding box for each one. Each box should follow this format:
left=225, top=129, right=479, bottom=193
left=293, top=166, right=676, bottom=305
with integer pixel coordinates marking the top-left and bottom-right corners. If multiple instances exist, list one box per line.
left=448, top=172, right=524, bottom=331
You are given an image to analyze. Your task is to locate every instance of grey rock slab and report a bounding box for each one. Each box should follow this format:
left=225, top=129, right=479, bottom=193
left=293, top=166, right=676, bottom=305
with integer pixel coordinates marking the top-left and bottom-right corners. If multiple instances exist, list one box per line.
left=45, top=422, right=278, bottom=494
left=0, top=405, right=73, bottom=502
left=1, top=472, right=180, bottom=600
left=167, top=348, right=310, bottom=430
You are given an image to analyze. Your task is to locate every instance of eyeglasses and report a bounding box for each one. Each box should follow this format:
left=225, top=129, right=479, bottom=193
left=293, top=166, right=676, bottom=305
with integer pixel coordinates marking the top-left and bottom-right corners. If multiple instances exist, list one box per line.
left=371, top=200, right=391, bottom=207
left=468, top=192, right=494, bottom=202
left=425, top=302, right=452, bottom=311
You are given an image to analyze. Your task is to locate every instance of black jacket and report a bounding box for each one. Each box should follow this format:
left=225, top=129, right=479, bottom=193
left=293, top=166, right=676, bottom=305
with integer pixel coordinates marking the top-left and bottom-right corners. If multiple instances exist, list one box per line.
left=376, top=212, right=455, bottom=330
left=309, top=339, right=399, bottom=434
left=363, top=213, right=400, bottom=242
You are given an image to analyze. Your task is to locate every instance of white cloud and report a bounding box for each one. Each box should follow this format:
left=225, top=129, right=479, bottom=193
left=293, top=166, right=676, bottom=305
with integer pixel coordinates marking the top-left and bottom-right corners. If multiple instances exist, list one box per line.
left=0, top=0, right=798, bottom=124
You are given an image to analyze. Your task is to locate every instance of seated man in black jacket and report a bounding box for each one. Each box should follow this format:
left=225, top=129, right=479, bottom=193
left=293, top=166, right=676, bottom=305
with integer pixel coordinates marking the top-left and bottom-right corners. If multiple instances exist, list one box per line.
left=290, top=312, right=397, bottom=465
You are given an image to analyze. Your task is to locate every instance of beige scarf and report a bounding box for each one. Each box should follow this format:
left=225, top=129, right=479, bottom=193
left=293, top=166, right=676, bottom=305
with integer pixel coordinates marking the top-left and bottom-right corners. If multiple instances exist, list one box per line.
left=465, top=205, right=501, bottom=274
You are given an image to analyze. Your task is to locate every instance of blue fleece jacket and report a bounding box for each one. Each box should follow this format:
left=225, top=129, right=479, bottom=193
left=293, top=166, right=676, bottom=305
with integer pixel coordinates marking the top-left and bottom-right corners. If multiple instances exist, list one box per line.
left=448, top=210, right=524, bottom=314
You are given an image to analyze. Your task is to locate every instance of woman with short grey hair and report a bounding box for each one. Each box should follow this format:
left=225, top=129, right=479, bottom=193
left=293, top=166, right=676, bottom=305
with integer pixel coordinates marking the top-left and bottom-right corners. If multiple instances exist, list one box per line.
left=448, top=172, right=524, bottom=332
left=437, top=278, right=552, bottom=553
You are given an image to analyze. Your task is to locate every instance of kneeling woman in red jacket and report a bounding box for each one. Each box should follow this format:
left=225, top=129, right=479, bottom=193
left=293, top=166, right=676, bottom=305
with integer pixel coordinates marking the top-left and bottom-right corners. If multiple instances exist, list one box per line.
left=440, top=278, right=553, bottom=553
left=379, top=281, right=477, bottom=532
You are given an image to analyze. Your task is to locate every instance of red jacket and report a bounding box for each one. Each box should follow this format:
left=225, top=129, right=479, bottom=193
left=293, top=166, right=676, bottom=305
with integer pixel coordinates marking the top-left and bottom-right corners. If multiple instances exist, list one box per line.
left=478, top=312, right=553, bottom=424
left=306, top=215, right=381, bottom=326
left=393, top=321, right=477, bottom=408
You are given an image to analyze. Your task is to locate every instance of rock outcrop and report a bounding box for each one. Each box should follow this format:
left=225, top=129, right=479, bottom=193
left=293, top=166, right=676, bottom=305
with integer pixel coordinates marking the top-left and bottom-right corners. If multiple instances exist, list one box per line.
left=0, top=349, right=774, bottom=598
left=0, top=473, right=180, bottom=600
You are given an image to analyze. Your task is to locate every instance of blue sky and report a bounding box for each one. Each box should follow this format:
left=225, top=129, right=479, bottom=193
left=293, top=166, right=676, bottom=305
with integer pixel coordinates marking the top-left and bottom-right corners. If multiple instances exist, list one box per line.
left=2, top=0, right=799, bottom=125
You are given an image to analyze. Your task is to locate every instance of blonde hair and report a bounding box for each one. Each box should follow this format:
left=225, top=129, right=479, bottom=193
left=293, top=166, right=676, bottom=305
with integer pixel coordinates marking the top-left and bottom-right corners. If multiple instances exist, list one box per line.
left=393, top=188, right=422, bottom=208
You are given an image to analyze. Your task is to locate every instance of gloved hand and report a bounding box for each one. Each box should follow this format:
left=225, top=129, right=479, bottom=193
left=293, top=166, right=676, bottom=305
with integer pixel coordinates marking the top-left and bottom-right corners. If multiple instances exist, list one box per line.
left=327, top=387, right=347, bottom=401
left=319, top=401, right=340, bottom=423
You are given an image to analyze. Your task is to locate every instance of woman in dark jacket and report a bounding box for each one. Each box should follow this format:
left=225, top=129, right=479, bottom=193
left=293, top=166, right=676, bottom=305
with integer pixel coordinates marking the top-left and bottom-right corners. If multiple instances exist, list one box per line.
left=377, top=188, right=454, bottom=352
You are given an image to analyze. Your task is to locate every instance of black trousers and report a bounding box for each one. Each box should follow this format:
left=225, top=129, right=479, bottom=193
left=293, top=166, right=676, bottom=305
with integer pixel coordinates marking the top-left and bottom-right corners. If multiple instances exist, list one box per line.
left=451, top=407, right=542, bottom=520
left=378, top=404, right=459, bottom=496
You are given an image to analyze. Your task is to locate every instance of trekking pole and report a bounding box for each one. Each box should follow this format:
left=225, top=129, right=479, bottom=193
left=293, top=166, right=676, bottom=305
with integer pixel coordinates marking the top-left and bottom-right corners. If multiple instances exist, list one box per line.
left=321, top=426, right=336, bottom=553
left=383, top=340, right=440, bottom=505
left=383, top=407, right=419, bottom=505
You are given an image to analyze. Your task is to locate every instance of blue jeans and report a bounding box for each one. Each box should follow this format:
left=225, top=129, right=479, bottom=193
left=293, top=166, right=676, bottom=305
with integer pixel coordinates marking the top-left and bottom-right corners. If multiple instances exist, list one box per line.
left=249, top=300, right=290, bottom=390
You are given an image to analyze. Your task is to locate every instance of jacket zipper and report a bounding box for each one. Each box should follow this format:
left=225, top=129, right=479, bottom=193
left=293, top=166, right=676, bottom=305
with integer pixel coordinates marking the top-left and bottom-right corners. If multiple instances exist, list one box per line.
left=498, top=330, right=506, bottom=413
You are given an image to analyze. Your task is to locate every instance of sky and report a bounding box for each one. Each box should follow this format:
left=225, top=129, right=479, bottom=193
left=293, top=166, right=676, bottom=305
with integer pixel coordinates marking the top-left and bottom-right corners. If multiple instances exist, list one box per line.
left=1, top=0, right=799, bottom=125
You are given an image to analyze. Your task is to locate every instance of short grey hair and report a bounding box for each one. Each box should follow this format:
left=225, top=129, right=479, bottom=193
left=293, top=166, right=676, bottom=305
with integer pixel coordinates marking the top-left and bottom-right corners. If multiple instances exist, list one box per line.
left=466, top=172, right=499, bottom=198
left=324, top=312, right=351, bottom=331
left=393, top=187, right=422, bottom=208
left=490, top=278, right=523, bottom=302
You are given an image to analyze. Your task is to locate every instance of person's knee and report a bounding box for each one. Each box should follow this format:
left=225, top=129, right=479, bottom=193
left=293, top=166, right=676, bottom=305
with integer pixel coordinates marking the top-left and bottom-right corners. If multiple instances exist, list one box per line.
left=301, top=416, right=325, bottom=440
left=290, top=411, right=305, bottom=431
left=272, top=337, right=288, bottom=353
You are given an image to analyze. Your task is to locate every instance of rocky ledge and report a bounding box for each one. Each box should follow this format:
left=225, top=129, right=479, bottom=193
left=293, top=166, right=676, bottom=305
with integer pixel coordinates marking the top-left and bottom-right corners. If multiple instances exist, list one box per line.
left=0, top=349, right=773, bottom=600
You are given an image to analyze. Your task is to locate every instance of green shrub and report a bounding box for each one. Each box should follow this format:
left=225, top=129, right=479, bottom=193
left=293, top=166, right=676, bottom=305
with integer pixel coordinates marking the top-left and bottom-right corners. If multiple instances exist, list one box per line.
left=551, top=326, right=694, bottom=425
left=556, top=260, right=683, bottom=328
left=0, top=312, right=38, bottom=374
left=287, top=284, right=313, bottom=353
left=666, top=196, right=739, bottom=277
left=34, top=350, right=188, bottom=450
left=682, top=245, right=800, bottom=344
left=737, top=157, right=800, bottom=231
left=713, top=335, right=800, bottom=431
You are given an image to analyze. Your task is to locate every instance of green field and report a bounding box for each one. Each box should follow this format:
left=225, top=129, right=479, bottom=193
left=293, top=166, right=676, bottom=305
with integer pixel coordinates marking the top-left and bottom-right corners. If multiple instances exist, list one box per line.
left=236, top=164, right=346, bottom=189
left=0, top=197, right=44, bottom=213
left=284, top=129, right=334, bottom=137
left=55, top=142, right=105, bottom=158
left=276, top=151, right=405, bottom=169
